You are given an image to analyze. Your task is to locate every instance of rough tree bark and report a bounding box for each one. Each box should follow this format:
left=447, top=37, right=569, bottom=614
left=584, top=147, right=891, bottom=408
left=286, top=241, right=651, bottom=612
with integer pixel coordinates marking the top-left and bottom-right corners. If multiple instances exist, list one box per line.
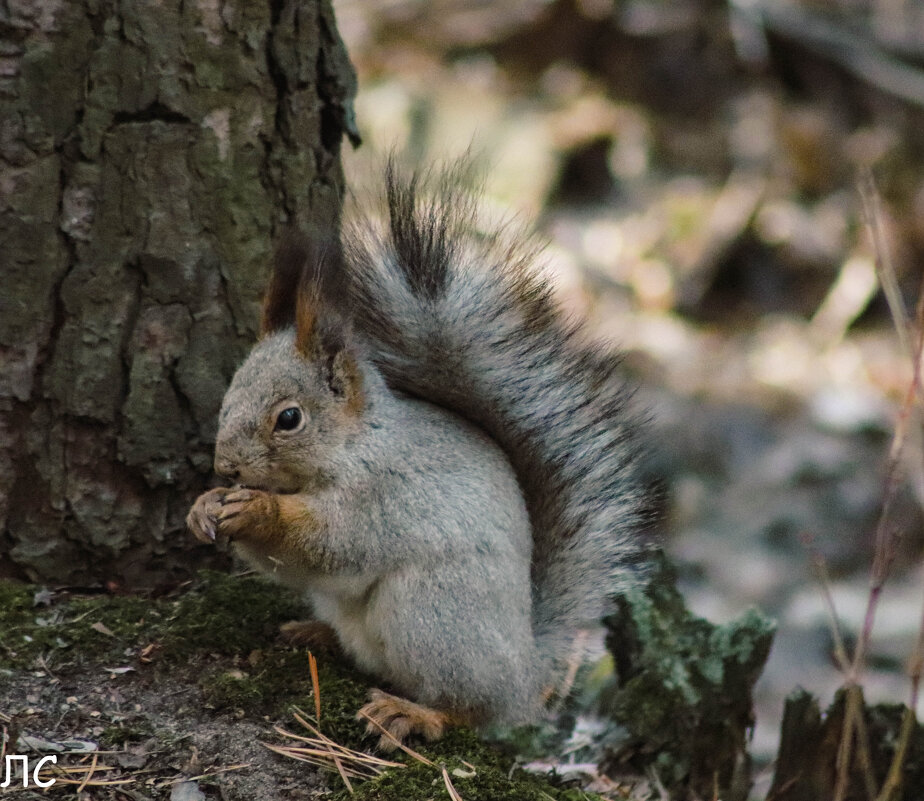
left=0, top=0, right=358, bottom=586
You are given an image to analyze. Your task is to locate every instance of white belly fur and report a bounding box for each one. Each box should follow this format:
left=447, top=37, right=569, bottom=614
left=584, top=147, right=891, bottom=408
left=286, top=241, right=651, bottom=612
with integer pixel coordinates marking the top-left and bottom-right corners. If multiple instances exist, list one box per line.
left=306, top=578, right=389, bottom=676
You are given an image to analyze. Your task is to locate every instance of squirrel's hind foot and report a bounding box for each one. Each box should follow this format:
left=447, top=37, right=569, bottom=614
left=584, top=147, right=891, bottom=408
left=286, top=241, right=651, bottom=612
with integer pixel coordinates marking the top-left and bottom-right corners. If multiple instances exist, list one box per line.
left=279, top=620, right=342, bottom=654
left=357, top=689, right=453, bottom=751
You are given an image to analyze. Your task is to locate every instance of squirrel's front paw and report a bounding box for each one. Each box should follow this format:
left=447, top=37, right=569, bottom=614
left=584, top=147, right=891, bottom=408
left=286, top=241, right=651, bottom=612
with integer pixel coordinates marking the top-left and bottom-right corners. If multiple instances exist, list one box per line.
left=186, top=487, right=231, bottom=543
left=215, top=488, right=279, bottom=541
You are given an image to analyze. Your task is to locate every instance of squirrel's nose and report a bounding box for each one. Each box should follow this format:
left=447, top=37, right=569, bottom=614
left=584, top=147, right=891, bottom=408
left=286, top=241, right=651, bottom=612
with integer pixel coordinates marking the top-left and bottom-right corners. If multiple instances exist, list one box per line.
left=214, top=456, right=240, bottom=482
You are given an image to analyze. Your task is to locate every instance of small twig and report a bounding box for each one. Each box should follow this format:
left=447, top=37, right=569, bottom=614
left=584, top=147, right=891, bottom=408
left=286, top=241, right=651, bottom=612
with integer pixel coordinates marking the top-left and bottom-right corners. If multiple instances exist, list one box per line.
left=41, top=762, right=134, bottom=787
left=267, top=708, right=405, bottom=792
left=37, top=654, right=58, bottom=681
left=289, top=707, right=401, bottom=767
left=262, top=741, right=380, bottom=780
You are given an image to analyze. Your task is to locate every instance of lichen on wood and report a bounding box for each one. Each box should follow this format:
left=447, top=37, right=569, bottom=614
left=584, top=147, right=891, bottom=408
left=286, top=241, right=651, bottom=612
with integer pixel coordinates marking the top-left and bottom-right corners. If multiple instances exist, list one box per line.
left=601, top=553, right=775, bottom=800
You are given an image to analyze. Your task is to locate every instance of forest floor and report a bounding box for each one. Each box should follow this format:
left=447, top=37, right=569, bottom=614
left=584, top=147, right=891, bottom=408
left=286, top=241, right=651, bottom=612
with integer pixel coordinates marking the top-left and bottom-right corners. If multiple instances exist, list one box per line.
left=1, top=573, right=602, bottom=800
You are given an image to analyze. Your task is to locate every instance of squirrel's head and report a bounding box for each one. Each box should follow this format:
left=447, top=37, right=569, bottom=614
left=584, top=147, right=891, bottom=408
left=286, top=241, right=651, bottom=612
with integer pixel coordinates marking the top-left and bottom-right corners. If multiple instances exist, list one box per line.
left=213, top=231, right=364, bottom=493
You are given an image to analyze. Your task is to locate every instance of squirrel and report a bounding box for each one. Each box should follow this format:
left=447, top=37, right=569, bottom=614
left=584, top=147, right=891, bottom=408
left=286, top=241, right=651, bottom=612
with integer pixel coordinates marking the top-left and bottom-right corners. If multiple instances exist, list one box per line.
left=186, top=160, right=652, bottom=748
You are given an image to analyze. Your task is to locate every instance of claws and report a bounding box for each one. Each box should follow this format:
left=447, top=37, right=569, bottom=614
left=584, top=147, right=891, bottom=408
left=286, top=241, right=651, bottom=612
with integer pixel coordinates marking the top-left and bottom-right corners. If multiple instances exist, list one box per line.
left=186, top=487, right=230, bottom=544
left=357, top=689, right=451, bottom=751
left=186, top=486, right=274, bottom=543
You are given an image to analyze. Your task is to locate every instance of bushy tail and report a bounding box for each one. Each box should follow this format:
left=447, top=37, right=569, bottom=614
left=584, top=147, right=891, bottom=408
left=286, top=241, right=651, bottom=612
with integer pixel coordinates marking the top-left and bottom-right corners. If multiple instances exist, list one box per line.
left=343, top=161, right=653, bottom=688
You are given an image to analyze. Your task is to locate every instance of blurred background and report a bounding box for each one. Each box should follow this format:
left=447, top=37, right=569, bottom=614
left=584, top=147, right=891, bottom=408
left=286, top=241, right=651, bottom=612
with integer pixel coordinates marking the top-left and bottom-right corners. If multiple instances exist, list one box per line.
left=332, top=0, right=924, bottom=780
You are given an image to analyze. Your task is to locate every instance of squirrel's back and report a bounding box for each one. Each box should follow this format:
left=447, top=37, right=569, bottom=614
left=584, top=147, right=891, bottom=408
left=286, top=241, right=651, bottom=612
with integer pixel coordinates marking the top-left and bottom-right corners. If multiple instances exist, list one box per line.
left=342, top=160, right=654, bottom=691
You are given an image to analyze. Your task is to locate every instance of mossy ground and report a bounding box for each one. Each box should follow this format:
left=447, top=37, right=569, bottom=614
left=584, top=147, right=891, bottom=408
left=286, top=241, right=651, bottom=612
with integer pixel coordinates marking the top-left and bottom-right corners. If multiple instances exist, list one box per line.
left=0, top=572, right=603, bottom=800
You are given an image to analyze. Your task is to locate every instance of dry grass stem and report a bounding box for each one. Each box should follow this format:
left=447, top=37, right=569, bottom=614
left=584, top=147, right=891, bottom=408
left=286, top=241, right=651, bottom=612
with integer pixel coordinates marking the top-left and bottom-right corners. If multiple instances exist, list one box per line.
left=817, top=172, right=924, bottom=801
left=877, top=706, right=917, bottom=801
left=37, top=760, right=134, bottom=787
left=834, top=689, right=877, bottom=801
left=442, top=765, right=464, bottom=801
left=289, top=707, right=402, bottom=768
left=308, top=651, right=321, bottom=723
left=805, top=538, right=852, bottom=672
left=157, top=763, right=252, bottom=787
left=876, top=578, right=924, bottom=801
left=356, top=709, right=436, bottom=766
left=265, top=708, right=405, bottom=793
left=859, top=169, right=909, bottom=350
left=75, top=750, right=99, bottom=793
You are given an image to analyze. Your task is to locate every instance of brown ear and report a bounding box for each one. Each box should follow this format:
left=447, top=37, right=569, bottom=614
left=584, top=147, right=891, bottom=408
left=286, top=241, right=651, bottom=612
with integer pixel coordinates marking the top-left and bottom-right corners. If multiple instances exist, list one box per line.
left=330, top=349, right=365, bottom=416
left=261, top=227, right=348, bottom=337
left=296, top=291, right=363, bottom=414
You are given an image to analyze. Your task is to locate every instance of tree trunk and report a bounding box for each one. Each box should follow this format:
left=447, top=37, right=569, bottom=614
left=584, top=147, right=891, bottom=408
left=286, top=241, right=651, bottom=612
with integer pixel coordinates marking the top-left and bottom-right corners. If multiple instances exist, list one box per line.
left=0, top=0, right=358, bottom=586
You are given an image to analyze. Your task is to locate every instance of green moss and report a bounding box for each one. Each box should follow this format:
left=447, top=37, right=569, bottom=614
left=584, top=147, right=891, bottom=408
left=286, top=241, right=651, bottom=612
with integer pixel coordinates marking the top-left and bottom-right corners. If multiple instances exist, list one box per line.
left=295, top=660, right=373, bottom=745
left=333, top=740, right=595, bottom=801
left=200, top=649, right=327, bottom=715
left=0, top=571, right=307, bottom=670
left=158, top=571, right=306, bottom=658
left=0, top=580, right=153, bottom=668
left=201, top=669, right=268, bottom=712
left=99, top=720, right=155, bottom=747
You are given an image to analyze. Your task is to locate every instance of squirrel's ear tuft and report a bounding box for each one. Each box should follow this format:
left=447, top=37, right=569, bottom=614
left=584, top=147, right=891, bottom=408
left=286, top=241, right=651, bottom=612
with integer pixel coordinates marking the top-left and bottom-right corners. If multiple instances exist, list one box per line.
left=293, top=284, right=323, bottom=357
left=291, top=232, right=353, bottom=366
left=262, top=231, right=307, bottom=336
left=261, top=227, right=349, bottom=337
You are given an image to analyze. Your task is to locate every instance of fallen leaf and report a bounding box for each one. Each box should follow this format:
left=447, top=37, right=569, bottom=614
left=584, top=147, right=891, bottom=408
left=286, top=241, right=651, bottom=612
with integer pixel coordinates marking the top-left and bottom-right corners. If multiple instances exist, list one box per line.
left=91, top=622, right=116, bottom=638
left=452, top=767, right=477, bottom=779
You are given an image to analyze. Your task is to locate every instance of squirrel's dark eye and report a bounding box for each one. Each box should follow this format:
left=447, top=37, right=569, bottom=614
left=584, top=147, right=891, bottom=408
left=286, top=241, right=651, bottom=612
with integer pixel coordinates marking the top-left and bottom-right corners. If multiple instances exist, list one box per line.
left=274, top=407, right=302, bottom=431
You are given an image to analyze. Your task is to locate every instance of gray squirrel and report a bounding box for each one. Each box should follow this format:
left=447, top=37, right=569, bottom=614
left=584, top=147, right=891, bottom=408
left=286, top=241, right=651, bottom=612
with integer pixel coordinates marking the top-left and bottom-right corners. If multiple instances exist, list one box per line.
left=186, top=160, right=652, bottom=748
